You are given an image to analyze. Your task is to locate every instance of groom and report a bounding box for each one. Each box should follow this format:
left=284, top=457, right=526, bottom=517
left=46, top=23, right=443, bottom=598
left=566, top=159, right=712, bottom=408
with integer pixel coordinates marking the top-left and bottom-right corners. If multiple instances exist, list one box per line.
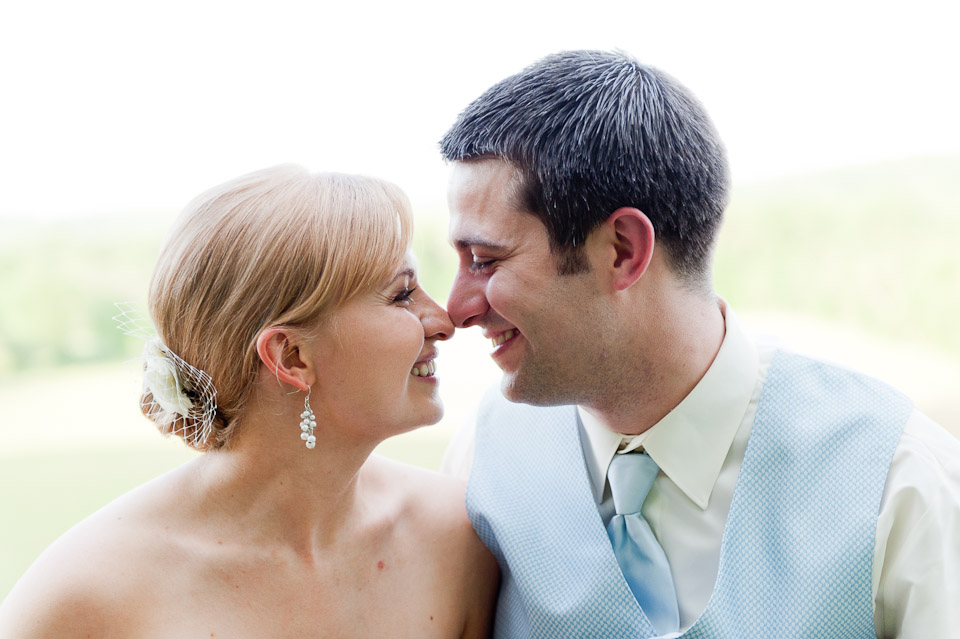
left=439, top=50, right=960, bottom=637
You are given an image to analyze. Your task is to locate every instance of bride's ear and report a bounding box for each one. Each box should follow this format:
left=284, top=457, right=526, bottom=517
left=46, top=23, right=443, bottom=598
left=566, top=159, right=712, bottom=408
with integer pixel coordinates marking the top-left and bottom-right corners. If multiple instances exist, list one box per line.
left=256, top=327, right=311, bottom=391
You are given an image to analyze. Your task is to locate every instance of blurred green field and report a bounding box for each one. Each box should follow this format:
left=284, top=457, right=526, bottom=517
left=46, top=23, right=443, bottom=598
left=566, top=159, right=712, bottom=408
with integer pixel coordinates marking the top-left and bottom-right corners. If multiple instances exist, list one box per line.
left=2, top=156, right=959, bottom=601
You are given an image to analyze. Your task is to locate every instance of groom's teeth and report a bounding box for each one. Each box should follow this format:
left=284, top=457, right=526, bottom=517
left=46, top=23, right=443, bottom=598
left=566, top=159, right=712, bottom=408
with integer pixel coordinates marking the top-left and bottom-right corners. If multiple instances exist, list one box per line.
left=491, top=329, right=516, bottom=348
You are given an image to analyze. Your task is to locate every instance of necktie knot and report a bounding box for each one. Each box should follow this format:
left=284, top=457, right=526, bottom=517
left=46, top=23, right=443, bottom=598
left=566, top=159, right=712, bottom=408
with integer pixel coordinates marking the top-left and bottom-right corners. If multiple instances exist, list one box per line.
left=607, top=451, right=659, bottom=515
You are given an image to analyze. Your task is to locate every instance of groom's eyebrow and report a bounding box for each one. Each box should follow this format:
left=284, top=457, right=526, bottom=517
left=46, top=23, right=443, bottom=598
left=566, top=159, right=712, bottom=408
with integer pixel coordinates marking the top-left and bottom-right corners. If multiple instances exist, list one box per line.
left=452, top=237, right=509, bottom=253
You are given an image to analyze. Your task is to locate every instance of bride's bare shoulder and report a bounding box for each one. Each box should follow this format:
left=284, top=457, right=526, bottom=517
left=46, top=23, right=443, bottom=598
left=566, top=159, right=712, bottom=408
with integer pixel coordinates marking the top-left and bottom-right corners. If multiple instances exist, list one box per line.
left=0, top=469, right=195, bottom=637
left=361, top=455, right=489, bottom=563
left=364, top=455, right=468, bottom=520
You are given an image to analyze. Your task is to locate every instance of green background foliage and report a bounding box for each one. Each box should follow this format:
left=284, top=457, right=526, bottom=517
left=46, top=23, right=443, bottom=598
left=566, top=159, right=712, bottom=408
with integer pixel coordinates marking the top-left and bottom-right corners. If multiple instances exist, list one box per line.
left=715, top=157, right=960, bottom=357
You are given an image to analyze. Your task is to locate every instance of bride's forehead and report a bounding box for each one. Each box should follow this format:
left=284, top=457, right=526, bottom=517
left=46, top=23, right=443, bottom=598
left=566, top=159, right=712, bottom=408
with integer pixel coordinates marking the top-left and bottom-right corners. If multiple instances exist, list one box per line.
left=362, top=250, right=420, bottom=295
left=403, top=250, right=419, bottom=271
left=387, top=252, right=419, bottom=282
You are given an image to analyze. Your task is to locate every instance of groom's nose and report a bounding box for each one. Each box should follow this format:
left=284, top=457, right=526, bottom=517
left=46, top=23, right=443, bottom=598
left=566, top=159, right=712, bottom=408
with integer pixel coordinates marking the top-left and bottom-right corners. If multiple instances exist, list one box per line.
left=447, top=268, right=488, bottom=329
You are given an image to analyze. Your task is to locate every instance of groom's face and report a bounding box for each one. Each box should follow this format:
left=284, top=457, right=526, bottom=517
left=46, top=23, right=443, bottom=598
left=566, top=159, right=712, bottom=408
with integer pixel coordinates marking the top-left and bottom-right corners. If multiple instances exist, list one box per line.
left=446, top=158, right=607, bottom=407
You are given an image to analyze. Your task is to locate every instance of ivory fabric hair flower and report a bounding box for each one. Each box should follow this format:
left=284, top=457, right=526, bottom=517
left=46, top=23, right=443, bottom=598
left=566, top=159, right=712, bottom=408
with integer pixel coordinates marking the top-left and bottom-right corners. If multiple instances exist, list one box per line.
left=142, top=338, right=195, bottom=416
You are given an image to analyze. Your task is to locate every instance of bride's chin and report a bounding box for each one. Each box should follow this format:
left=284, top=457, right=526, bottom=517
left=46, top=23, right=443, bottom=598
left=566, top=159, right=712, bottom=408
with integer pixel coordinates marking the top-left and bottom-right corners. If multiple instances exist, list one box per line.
left=418, top=402, right=445, bottom=428
left=420, top=408, right=444, bottom=428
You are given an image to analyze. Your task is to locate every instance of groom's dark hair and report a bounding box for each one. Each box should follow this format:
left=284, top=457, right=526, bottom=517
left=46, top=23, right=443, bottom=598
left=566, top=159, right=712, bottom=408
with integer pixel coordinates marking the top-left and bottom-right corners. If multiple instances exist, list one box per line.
left=440, top=50, right=729, bottom=282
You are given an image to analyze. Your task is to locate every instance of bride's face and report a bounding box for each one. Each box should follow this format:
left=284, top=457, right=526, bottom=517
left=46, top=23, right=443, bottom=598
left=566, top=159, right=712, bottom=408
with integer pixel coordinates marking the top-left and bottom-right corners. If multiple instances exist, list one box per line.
left=306, top=254, right=454, bottom=439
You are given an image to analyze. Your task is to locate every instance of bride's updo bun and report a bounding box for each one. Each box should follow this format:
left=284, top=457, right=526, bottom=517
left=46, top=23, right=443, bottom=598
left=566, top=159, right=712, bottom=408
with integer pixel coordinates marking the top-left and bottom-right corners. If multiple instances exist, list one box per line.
left=144, top=165, right=413, bottom=450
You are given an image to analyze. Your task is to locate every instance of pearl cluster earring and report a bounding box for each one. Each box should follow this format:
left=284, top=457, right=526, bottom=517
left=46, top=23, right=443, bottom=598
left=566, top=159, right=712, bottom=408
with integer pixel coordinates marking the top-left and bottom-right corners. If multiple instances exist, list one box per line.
left=299, top=387, right=317, bottom=450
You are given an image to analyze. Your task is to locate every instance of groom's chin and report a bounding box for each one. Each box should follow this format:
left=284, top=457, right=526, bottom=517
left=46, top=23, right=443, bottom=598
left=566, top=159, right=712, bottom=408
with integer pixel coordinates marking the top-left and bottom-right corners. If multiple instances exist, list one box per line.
left=499, top=372, right=562, bottom=407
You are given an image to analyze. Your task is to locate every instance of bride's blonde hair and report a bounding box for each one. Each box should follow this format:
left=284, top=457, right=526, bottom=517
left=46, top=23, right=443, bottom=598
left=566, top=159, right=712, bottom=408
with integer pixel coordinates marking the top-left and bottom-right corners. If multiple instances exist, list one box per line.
left=145, top=165, right=413, bottom=450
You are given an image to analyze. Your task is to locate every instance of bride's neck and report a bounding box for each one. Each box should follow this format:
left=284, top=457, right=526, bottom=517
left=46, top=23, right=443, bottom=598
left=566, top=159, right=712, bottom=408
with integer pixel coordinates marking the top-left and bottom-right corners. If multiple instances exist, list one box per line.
left=184, top=407, right=381, bottom=554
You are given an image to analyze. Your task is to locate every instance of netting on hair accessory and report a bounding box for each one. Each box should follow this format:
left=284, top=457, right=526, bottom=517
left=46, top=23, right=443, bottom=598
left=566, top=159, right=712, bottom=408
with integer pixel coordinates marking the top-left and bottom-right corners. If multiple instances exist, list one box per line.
left=113, top=302, right=219, bottom=447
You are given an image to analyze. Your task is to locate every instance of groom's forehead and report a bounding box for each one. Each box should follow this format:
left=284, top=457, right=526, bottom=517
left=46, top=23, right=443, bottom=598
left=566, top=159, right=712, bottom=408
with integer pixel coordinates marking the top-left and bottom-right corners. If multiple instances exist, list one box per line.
left=448, top=206, right=546, bottom=253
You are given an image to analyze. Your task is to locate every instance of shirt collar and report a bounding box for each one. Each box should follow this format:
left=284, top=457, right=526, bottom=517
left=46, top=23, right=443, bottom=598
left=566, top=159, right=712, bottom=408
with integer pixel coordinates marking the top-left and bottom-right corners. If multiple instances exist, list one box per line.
left=578, top=301, right=759, bottom=509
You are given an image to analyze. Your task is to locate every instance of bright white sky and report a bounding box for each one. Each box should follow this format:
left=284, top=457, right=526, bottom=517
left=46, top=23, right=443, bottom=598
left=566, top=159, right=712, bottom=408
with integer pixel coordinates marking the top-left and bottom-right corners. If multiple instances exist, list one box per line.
left=1, top=0, right=958, bottom=220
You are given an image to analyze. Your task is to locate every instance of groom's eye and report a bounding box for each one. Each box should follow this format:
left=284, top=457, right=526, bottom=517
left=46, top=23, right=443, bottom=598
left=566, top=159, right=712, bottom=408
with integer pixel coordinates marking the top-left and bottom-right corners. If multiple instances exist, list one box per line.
left=470, top=255, right=495, bottom=272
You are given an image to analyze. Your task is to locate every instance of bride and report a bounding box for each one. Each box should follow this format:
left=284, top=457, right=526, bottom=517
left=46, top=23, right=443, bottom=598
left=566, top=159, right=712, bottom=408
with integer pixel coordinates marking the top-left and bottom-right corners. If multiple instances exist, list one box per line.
left=0, top=166, right=499, bottom=638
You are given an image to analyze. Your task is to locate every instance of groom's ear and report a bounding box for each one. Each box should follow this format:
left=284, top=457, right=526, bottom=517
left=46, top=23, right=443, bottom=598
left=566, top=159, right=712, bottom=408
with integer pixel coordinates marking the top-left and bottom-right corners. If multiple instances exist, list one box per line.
left=594, top=207, right=656, bottom=291
left=256, top=327, right=310, bottom=391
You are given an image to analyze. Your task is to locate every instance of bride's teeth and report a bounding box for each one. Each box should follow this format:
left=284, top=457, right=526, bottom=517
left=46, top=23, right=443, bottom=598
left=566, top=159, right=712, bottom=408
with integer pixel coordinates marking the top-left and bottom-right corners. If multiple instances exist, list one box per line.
left=411, top=361, right=436, bottom=377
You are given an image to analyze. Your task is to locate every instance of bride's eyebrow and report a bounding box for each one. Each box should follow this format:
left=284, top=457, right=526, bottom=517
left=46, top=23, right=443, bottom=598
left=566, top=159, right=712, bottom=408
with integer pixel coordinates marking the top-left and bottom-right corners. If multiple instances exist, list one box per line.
left=388, top=268, right=416, bottom=285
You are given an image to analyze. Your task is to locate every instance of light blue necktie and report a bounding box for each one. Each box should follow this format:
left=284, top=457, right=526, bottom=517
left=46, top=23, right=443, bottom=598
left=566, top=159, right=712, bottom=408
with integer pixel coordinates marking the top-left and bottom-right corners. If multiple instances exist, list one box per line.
left=606, top=451, right=680, bottom=635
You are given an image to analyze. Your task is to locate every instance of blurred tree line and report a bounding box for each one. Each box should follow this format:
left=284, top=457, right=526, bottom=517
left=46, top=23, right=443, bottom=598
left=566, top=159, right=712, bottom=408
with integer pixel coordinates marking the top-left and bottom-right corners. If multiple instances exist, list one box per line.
left=1, top=156, right=957, bottom=379
left=714, top=156, right=960, bottom=358
left=0, top=217, right=164, bottom=375
left=0, top=212, right=459, bottom=379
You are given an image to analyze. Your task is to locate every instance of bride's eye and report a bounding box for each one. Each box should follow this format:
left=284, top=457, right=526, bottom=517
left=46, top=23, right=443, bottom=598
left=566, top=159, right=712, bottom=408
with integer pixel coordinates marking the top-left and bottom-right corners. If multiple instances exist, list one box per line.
left=392, top=286, right=418, bottom=305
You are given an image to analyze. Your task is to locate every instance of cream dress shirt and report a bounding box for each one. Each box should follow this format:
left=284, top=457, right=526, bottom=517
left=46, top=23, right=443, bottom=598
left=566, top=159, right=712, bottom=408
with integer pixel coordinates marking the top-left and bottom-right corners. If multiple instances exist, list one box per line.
left=441, top=304, right=960, bottom=638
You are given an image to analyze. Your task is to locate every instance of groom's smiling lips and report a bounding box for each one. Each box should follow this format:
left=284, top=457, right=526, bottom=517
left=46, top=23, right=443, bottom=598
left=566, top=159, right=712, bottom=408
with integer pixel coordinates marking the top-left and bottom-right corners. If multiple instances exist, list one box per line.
left=485, top=329, right=523, bottom=369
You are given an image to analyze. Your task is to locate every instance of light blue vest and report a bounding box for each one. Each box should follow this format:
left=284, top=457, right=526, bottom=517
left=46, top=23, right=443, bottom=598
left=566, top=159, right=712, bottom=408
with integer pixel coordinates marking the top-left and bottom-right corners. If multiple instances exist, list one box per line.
left=466, top=351, right=911, bottom=638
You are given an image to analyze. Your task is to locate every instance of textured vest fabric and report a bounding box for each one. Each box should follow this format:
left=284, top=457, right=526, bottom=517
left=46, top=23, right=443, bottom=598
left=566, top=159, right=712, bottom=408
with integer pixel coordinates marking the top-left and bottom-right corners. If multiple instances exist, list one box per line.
left=466, top=351, right=912, bottom=638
